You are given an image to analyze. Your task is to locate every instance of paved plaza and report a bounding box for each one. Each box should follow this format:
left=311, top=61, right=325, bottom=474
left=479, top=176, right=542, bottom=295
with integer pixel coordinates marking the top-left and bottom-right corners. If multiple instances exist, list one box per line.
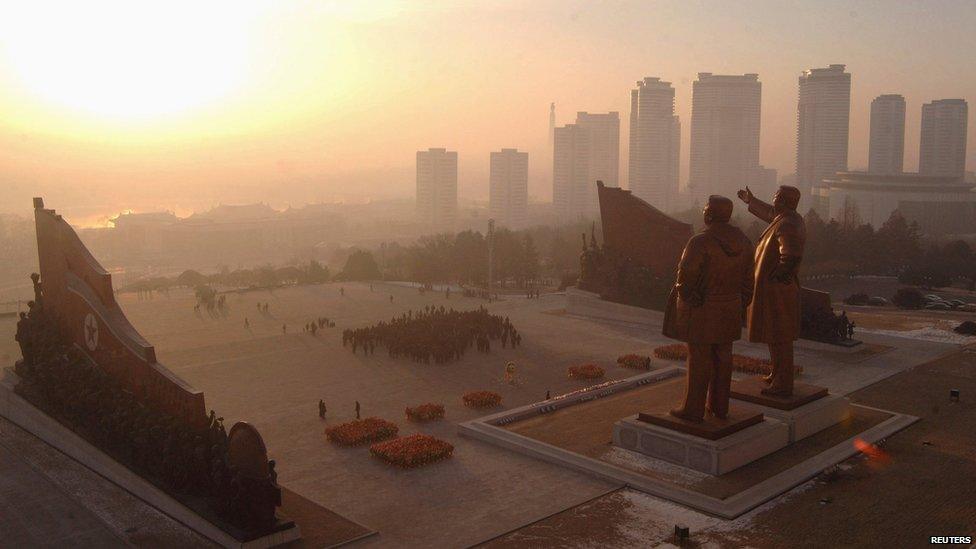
left=0, top=281, right=967, bottom=547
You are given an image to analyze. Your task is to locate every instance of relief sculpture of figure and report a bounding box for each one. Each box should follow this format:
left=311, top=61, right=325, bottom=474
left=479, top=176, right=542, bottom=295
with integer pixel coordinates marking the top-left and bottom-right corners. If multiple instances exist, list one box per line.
left=663, top=196, right=754, bottom=422
left=737, top=185, right=806, bottom=396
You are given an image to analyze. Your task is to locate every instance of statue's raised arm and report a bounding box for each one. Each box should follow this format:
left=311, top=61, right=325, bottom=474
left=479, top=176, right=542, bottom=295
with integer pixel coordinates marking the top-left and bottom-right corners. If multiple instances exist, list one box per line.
left=738, top=186, right=776, bottom=223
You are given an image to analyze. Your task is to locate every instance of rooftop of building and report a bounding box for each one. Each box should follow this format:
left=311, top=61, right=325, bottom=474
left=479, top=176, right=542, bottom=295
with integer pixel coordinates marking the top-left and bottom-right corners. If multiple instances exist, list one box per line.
left=696, top=72, right=760, bottom=82
left=801, top=64, right=849, bottom=78
left=635, top=76, right=674, bottom=88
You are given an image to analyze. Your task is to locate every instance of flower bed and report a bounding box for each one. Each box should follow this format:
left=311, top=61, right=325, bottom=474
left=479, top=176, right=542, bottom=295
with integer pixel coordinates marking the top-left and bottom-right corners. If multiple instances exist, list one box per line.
left=653, top=344, right=803, bottom=375
left=462, top=391, right=502, bottom=408
left=325, top=417, right=399, bottom=446
left=653, top=343, right=688, bottom=361
left=568, top=363, right=606, bottom=380
left=405, top=403, right=445, bottom=422
left=617, top=354, right=652, bottom=371
left=369, top=434, right=454, bottom=468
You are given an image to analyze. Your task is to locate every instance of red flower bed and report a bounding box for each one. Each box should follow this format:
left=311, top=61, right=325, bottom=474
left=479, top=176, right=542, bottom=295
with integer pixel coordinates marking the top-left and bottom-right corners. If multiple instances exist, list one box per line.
left=568, top=363, right=605, bottom=380
left=652, top=344, right=803, bottom=375
left=617, top=354, right=652, bottom=370
left=653, top=343, right=688, bottom=361
left=462, top=391, right=502, bottom=408
left=370, top=434, right=454, bottom=468
left=405, top=403, right=445, bottom=422
left=325, top=417, right=399, bottom=446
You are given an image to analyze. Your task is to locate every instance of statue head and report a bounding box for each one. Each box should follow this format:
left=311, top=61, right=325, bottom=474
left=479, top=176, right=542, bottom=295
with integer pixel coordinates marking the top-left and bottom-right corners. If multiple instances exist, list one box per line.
left=703, top=195, right=733, bottom=226
left=773, top=185, right=801, bottom=213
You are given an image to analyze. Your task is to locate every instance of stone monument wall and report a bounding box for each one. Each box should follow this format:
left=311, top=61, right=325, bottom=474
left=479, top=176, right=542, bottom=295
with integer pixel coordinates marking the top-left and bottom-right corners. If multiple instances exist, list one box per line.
left=33, top=198, right=206, bottom=428
left=596, top=182, right=692, bottom=279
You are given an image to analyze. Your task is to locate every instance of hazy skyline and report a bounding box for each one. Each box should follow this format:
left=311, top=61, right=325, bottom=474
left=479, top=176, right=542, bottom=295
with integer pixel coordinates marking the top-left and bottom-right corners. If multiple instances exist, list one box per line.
left=1, top=0, right=974, bottom=224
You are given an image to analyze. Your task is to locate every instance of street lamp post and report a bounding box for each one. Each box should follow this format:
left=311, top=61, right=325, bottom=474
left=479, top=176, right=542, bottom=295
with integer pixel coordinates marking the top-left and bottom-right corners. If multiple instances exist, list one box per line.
left=487, top=218, right=494, bottom=299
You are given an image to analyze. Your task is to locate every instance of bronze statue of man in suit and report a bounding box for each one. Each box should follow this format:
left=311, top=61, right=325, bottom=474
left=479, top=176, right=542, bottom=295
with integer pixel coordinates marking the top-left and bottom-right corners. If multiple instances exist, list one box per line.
left=664, top=196, right=754, bottom=422
left=737, top=185, right=806, bottom=396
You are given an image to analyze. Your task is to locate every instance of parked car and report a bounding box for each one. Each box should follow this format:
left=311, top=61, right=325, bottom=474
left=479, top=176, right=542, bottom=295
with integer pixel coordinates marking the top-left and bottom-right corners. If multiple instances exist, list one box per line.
left=868, top=296, right=889, bottom=306
left=925, top=302, right=951, bottom=310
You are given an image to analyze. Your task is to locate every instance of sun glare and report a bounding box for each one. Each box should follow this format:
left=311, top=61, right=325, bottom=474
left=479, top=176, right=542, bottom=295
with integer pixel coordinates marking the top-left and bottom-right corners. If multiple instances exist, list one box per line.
left=0, top=2, right=263, bottom=121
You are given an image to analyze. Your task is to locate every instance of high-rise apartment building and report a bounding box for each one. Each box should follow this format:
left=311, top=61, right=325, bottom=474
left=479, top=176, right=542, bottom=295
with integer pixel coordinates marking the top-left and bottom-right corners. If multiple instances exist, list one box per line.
left=868, top=94, right=906, bottom=175
left=489, top=149, right=528, bottom=228
left=919, top=98, right=968, bottom=178
left=553, top=112, right=620, bottom=219
left=688, top=73, right=761, bottom=205
left=416, top=148, right=458, bottom=227
left=628, top=77, right=680, bottom=211
left=796, top=64, right=851, bottom=204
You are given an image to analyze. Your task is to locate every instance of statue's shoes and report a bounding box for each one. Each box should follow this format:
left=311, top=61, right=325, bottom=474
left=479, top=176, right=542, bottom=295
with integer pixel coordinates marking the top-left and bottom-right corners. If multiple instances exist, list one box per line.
left=707, top=409, right=728, bottom=420
left=761, top=386, right=793, bottom=397
left=669, top=408, right=704, bottom=423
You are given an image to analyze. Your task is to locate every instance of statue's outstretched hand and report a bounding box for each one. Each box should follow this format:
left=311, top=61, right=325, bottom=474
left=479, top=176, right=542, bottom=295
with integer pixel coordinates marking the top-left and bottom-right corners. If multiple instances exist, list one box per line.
left=737, top=186, right=753, bottom=204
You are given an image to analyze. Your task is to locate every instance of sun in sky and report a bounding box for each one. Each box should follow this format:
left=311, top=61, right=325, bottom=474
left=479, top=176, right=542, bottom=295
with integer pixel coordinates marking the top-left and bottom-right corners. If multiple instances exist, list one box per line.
left=0, top=1, right=263, bottom=121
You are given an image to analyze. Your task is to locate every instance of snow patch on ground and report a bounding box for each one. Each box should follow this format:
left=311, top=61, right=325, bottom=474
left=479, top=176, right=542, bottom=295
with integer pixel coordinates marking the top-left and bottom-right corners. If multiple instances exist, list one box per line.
left=597, top=481, right=817, bottom=548
left=860, top=326, right=975, bottom=345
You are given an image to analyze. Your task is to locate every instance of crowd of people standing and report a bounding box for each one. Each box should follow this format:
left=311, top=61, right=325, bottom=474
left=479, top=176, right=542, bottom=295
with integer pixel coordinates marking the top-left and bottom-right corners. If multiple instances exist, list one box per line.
left=341, top=305, right=520, bottom=364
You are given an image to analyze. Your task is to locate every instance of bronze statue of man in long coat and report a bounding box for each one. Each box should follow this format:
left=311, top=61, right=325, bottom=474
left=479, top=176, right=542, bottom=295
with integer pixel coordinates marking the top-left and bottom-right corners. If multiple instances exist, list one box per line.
left=664, top=196, right=754, bottom=422
left=737, top=185, right=806, bottom=396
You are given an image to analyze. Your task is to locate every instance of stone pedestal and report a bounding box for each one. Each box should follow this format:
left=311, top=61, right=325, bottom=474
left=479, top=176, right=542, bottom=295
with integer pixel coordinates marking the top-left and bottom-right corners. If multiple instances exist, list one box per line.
left=612, top=407, right=789, bottom=475
left=731, top=377, right=851, bottom=443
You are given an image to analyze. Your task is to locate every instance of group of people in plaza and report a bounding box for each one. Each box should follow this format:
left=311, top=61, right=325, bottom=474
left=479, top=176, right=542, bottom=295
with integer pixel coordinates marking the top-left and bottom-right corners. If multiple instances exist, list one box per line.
left=665, top=185, right=807, bottom=423
left=304, top=317, right=336, bottom=335
left=193, top=292, right=228, bottom=317
left=341, top=305, right=520, bottom=364
left=317, top=398, right=361, bottom=420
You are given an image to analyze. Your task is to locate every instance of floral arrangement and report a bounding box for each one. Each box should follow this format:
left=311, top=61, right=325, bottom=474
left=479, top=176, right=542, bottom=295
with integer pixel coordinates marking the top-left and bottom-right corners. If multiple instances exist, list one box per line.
left=405, top=403, right=446, bottom=422
left=568, top=363, right=606, bottom=380
left=653, top=344, right=687, bottom=361
left=617, top=354, right=653, bottom=371
left=652, top=344, right=803, bottom=375
left=325, top=417, right=399, bottom=446
left=369, top=434, right=454, bottom=468
left=462, top=391, right=502, bottom=408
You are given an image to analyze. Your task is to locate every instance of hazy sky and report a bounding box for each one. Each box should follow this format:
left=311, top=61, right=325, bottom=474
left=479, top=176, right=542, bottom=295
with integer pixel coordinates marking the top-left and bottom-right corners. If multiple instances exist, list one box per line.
left=1, top=0, right=974, bottom=224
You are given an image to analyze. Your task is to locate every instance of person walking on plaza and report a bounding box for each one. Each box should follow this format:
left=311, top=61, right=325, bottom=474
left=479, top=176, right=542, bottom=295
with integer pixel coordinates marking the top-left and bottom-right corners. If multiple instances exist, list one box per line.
left=355, top=400, right=361, bottom=419
left=318, top=399, right=326, bottom=419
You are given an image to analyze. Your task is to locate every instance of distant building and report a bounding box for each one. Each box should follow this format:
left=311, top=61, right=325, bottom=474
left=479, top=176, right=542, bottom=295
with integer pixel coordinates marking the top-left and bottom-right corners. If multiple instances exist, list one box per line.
left=416, top=148, right=458, bottom=227
left=797, top=65, right=851, bottom=208
left=815, top=171, right=976, bottom=235
left=489, top=149, right=529, bottom=228
left=553, top=112, right=620, bottom=219
left=576, top=112, right=620, bottom=189
left=919, top=99, right=968, bottom=178
left=752, top=166, right=779, bottom=203
left=688, top=73, right=761, bottom=206
left=868, top=94, right=906, bottom=175
left=628, top=77, right=680, bottom=211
